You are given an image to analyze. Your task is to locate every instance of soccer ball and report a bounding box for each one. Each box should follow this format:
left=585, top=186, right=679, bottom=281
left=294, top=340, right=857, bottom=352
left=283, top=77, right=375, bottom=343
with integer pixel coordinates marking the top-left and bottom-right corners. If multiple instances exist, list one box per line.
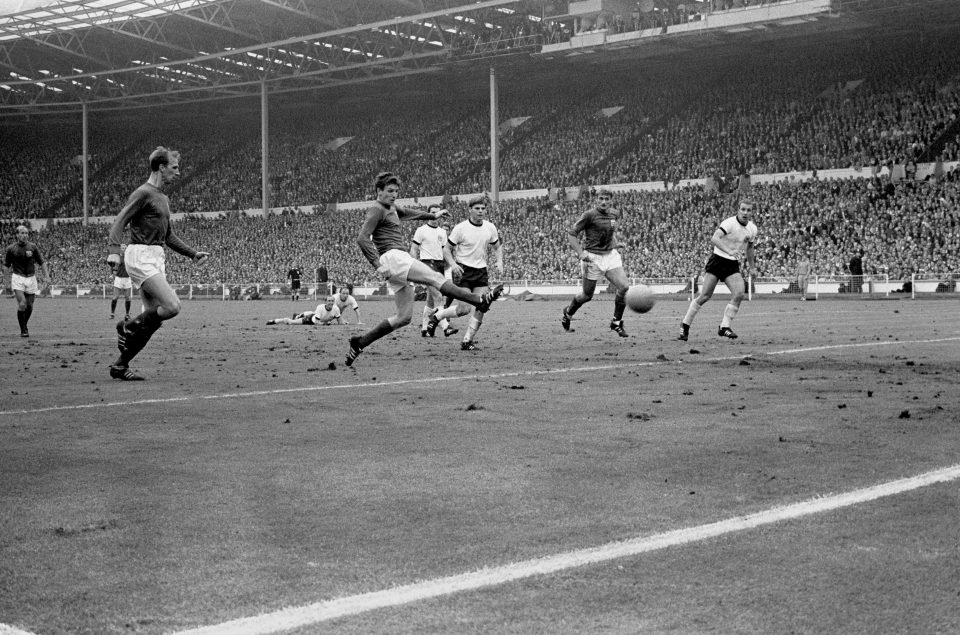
left=625, top=285, right=656, bottom=314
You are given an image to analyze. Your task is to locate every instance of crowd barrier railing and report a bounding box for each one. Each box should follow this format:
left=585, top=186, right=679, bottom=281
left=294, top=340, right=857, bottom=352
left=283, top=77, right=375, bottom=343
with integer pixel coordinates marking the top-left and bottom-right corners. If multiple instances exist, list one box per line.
left=11, top=273, right=959, bottom=301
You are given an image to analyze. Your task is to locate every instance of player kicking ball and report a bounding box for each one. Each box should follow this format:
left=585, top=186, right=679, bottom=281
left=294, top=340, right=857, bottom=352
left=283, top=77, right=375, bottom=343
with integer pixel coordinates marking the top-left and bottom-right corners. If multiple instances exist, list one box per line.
left=679, top=199, right=757, bottom=341
left=345, top=172, right=503, bottom=366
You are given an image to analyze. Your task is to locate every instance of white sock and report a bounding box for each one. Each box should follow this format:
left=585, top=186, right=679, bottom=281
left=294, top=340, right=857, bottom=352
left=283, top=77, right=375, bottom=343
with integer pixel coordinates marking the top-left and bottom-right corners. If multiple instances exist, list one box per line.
left=434, top=306, right=458, bottom=321
left=463, top=316, right=482, bottom=342
left=421, top=306, right=432, bottom=329
left=721, top=303, right=739, bottom=328
left=683, top=299, right=702, bottom=325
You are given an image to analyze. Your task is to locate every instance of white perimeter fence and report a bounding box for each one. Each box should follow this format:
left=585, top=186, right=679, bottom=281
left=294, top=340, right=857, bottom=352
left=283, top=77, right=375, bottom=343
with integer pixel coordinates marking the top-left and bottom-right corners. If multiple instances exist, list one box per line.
left=25, top=273, right=960, bottom=301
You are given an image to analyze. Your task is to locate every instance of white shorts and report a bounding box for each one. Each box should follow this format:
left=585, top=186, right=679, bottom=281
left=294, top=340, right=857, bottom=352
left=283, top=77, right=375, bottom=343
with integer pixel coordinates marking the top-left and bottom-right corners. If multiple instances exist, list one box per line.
left=378, top=249, right=416, bottom=294
left=124, top=244, right=166, bottom=286
left=581, top=249, right=624, bottom=281
left=11, top=273, right=39, bottom=295
left=113, top=276, right=133, bottom=291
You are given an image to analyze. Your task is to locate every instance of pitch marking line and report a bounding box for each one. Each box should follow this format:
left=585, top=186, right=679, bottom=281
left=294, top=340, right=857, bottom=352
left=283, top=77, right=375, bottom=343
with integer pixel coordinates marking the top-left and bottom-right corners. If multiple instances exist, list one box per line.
left=2, top=336, right=959, bottom=418
left=0, top=625, right=37, bottom=635
left=173, top=463, right=960, bottom=634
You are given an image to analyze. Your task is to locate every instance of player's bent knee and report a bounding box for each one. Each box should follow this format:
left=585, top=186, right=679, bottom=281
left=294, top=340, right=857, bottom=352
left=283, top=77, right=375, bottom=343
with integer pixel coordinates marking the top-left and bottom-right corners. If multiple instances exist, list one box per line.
left=161, top=300, right=182, bottom=318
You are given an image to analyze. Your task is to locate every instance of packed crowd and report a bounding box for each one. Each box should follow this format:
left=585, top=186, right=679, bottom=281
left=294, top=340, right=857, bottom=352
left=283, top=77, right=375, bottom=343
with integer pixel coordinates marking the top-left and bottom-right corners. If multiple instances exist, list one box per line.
left=8, top=165, right=957, bottom=289
left=2, top=28, right=958, bottom=223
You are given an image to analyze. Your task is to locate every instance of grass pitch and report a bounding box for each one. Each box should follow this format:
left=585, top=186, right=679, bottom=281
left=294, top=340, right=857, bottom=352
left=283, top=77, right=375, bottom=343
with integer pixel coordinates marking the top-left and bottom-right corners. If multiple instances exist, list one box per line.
left=2, top=295, right=959, bottom=634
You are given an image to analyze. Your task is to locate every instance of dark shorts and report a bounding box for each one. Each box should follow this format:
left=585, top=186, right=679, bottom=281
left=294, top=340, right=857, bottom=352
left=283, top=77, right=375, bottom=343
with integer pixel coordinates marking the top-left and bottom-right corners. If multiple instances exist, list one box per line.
left=457, top=263, right=489, bottom=290
left=421, top=259, right=445, bottom=275
left=705, top=254, right=741, bottom=281
left=291, top=281, right=301, bottom=290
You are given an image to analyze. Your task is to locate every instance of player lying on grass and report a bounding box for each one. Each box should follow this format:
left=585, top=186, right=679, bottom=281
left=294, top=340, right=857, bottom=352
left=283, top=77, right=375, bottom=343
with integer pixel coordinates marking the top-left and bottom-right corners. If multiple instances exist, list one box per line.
left=267, top=296, right=340, bottom=325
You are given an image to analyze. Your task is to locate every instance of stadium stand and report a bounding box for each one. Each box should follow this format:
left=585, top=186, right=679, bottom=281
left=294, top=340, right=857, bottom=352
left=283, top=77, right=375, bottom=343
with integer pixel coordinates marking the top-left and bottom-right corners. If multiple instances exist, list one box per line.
left=2, top=26, right=959, bottom=289
left=5, top=165, right=956, bottom=287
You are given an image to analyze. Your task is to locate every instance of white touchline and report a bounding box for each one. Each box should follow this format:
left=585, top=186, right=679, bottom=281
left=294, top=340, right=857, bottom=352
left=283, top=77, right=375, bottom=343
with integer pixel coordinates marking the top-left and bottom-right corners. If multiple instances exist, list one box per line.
left=1, top=336, right=959, bottom=418
left=172, top=463, right=960, bottom=635
left=0, top=624, right=39, bottom=635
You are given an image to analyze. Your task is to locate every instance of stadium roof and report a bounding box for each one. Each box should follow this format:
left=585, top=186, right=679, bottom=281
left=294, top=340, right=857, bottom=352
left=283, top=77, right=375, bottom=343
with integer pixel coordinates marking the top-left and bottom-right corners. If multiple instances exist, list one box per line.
left=0, top=0, right=551, bottom=116
left=1, top=0, right=958, bottom=118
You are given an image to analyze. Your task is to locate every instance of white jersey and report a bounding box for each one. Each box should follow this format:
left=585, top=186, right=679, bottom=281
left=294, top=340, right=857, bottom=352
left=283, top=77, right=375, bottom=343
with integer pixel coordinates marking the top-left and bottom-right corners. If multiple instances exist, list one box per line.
left=713, top=215, right=757, bottom=261
left=412, top=224, right=448, bottom=261
left=333, top=294, right=359, bottom=313
left=310, top=304, right=341, bottom=325
left=448, top=219, right=500, bottom=269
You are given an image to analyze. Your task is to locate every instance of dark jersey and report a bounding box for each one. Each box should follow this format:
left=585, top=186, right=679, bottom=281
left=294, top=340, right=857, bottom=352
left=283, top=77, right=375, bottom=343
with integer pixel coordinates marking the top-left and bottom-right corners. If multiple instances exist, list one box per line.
left=109, top=183, right=196, bottom=258
left=288, top=268, right=302, bottom=286
left=357, top=201, right=433, bottom=267
left=568, top=206, right=621, bottom=254
left=5, top=241, right=44, bottom=277
left=111, top=258, right=129, bottom=278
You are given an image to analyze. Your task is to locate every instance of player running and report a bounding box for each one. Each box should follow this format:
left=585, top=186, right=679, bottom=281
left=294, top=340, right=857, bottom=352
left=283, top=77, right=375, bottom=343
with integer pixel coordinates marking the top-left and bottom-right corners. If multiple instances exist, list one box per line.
left=679, top=199, right=757, bottom=341
left=107, top=243, right=133, bottom=320
left=107, top=146, right=210, bottom=380
left=426, top=195, right=504, bottom=351
left=4, top=224, right=50, bottom=338
left=560, top=188, right=631, bottom=337
left=410, top=207, right=457, bottom=337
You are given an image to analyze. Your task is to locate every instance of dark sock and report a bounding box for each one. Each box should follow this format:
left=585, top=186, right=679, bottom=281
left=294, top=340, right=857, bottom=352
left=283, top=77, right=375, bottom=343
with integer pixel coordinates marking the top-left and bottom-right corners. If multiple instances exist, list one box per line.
left=357, top=319, right=395, bottom=348
left=124, top=300, right=131, bottom=314
left=111, top=299, right=117, bottom=313
left=119, top=321, right=161, bottom=365
left=613, top=290, right=627, bottom=321
left=127, top=307, right=163, bottom=333
left=444, top=294, right=455, bottom=309
left=17, top=310, right=26, bottom=331
left=567, top=295, right=588, bottom=316
left=439, top=281, right=482, bottom=307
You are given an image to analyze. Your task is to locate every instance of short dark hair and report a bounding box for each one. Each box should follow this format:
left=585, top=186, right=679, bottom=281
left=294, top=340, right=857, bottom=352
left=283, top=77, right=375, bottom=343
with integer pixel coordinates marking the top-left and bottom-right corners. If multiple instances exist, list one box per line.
left=467, top=195, right=486, bottom=208
left=597, top=187, right=613, bottom=197
left=149, top=146, right=179, bottom=172
left=375, top=171, right=400, bottom=191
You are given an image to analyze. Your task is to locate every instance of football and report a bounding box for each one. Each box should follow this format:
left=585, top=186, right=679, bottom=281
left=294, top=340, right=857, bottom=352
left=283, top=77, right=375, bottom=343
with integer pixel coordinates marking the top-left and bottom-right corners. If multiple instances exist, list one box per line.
left=625, top=285, right=656, bottom=314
